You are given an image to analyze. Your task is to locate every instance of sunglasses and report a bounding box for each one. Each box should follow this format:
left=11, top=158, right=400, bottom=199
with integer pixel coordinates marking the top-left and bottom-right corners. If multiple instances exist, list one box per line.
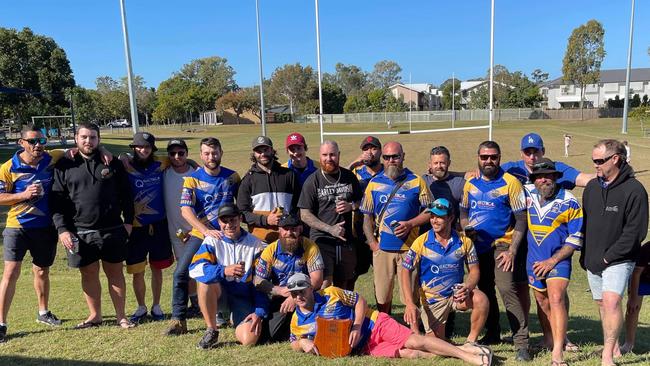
left=23, top=138, right=47, bottom=146
left=479, top=154, right=500, bottom=161
left=428, top=202, right=450, bottom=211
left=168, top=151, right=186, bottom=157
left=382, top=154, right=401, bottom=161
left=592, top=154, right=616, bottom=166
left=287, top=280, right=310, bottom=291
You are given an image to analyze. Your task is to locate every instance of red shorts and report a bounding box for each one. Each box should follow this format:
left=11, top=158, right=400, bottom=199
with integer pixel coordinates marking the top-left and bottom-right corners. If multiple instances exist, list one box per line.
left=364, top=312, right=412, bottom=358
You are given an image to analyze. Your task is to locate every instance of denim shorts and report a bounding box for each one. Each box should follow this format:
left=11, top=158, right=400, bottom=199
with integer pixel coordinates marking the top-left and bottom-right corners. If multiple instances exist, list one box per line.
left=587, top=261, right=635, bottom=300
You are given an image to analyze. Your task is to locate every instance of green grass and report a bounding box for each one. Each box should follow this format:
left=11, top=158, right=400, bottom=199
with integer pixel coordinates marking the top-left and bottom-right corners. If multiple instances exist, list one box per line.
left=1, top=118, right=649, bottom=365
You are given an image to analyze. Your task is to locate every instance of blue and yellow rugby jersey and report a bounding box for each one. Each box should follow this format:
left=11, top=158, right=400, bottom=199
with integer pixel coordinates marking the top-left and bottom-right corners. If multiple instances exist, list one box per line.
left=403, top=230, right=478, bottom=304
left=180, top=166, right=240, bottom=239
left=525, top=184, right=583, bottom=263
left=125, top=157, right=169, bottom=227
left=360, top=168, right=432, bottom=251
left=289, top=286, right=378, bottom=351
left=255, top=237, right=324, bottom=286
left=352, top=164, right=384, bottom=193
left=460, top=168, right=526, bottom=254
left=282, top=158, right=319, bottom=187
left=0, top=149, right=65, bottom=228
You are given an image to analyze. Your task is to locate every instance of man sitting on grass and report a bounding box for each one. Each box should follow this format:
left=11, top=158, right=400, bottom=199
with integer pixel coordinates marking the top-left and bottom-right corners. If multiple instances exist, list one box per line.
left=286, top=272, right=492, bottom=365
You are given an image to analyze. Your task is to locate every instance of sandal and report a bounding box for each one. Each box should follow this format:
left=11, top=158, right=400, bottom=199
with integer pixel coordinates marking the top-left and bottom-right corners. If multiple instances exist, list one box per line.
left=118, top=318, right=136, bottom=329
left=73, top=320, right=102, bottom=329
left=479, top=348, right=493, bottom=366
left=462, top=341, right=484, bottom=355
left=564, top=341, right=579, bottom=352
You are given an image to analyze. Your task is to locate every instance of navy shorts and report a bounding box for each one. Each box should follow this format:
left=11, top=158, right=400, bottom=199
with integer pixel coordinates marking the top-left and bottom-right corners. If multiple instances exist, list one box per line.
left=126, top=219, right=174, bottom=274
left=68, top=226, right=129, bottom=268
left=527, top=258, right=572, bottom=291
left=2, top=226, right=58, bottom=267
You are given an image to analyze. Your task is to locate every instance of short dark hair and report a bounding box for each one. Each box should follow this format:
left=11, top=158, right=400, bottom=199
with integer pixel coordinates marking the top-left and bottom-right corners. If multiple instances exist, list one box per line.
left=76, top=122, right=100, bottom=138
left=477, top=140, right=501, bottom=155
left=430, top=146, right=450, bottom=160
left=200, top=137, right=221, bottom=149
left=21, top=124, right=42, bottom=138
left=595, top=139, right=627, bottom=167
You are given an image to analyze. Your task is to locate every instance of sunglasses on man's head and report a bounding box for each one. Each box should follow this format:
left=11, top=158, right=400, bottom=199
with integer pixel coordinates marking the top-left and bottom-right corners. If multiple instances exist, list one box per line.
left=479, top=154, right=499, bottom=161
left=428, top=202, right=450, bottom=211
left=168, top=151, right=186, bottom=157
left=23, top=138, right=47, bottom=146
left=592, top=154, right=616, bottom=166
left=287, top=280, right=310, bottom=291
left=382, top=154, right=401, bottom=161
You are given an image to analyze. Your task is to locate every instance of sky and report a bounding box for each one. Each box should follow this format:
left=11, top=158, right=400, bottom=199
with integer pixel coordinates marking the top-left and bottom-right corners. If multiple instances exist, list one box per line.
left=2, top=0, right=649, bottom=90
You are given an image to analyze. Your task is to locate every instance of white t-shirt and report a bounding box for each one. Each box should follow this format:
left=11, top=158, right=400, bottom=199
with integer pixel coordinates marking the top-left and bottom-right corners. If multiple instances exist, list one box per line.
left=164, top=166, right=195, bottom=247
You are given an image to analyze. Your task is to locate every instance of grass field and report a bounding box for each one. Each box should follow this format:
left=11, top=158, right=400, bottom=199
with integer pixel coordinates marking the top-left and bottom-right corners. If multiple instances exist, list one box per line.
left=0, top=118, right=649, bottom=365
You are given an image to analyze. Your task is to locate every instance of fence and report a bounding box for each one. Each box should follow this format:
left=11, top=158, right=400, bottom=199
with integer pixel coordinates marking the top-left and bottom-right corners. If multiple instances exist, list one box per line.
left=296, top=108, right=625, bottom=124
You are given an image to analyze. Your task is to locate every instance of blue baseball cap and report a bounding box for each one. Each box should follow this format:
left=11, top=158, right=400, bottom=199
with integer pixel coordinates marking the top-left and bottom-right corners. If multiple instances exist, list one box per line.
left=521, top=133, right=544, bottom=150
left=426, top=198, right=451, bottom=217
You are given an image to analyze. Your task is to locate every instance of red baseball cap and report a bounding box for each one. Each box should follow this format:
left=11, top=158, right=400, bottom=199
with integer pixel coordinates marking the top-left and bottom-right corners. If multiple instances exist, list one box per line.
left=285, top=132, right=306, bottom=149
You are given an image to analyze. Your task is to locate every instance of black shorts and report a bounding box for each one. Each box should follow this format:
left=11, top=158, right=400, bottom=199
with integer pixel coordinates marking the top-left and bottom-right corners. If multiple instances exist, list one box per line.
left=126, top=219, right=174, bottom=274
left=68, top=226, right=129, bottom=268
left=317, top=240, right=357, bottom=282
left=2, top=226, right=57, bottom=267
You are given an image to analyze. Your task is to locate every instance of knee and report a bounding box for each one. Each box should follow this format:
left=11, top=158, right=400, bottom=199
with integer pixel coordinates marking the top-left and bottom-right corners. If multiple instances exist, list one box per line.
left=2, top=267, right=21, bottom=282
left=602, top=294, right=622, bottom=311
left=236, top=325, right=259, bottom=346
left=473, top=291, right=489, bottom=312
left=32, top=265, right=49, bottom=278
left=548, top=292, right=565, bottom=308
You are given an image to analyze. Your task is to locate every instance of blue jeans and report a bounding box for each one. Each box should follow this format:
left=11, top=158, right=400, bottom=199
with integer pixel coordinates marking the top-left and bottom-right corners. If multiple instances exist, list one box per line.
left=171, top=235, right=203, bottom=320
left=587, top=261, right=635, bottom=300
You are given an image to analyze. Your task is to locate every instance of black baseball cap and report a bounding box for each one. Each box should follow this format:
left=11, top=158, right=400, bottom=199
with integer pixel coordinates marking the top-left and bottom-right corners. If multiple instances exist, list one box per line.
left=252, top=136, right=273, bottom=149
left=278, top=213, right=302, bottom=227
left=129, top=132, right=157, bottom=151
left=217, top=203, right=240, bottom=218
left=167, top=138, right=188, bottom=152
left=360, top=136, right=381, bottom=149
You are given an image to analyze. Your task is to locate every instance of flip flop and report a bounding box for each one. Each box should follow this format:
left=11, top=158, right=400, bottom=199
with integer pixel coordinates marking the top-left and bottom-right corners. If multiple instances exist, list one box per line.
left=564, top=341, right=579, bottom=352
left=118, top=318, right=136, bottom=329
left=478, top=347, right=493, bottom=366
left=73, top=320, right=102, bottom=329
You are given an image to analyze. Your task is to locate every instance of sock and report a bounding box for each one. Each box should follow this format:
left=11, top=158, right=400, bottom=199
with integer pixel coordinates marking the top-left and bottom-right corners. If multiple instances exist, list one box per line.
left=151, top=304, right=163, bottom=315
left=38, top=310, right=49, bottom=316
left=134, top=305, right=147, bottom=317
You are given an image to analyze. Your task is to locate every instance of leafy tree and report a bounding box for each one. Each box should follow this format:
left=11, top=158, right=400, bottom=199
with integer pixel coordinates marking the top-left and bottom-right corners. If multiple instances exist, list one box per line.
left=268, top=63, right=315, bottom=120
left=153, top=75, right=193, bottom=123
left=562, top=19, right=606, bottom=119
left=342, top=88, right=406, bottom=113
left=369, top=60, right=402, bottom=89
left=631, top=93, right=641, bottom=108
left=440, top=78, right=461, bottom=110
left=320, top=82, right=346, bottom=114
left=216, top=90, right=251, bottom=124
left=330, top=63, right=367, bottom=96
left=531, top=69, right=549, bottom=85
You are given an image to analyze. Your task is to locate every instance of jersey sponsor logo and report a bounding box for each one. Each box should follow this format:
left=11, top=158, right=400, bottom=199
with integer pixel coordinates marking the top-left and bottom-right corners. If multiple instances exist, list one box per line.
left=0, top=180, right=5, bottom=193
left=180, top=187, right=192, bottom=202
left=430, top=264, right=440, bottom=274
left=605, top=206, right=619, bottom=212
left=471, top=200, right=495, bottom=209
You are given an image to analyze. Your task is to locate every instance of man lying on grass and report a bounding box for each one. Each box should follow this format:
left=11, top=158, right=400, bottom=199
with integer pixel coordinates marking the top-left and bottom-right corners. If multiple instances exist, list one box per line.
left=286, top=272, right=493, bottom=365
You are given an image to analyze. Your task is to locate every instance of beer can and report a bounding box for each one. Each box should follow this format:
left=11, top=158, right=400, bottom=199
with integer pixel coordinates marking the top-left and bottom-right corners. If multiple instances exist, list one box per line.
left=390, top=220, right=400, bottom=229
left=175, top=228, right=188, bottom=241
left=452, top=283, right=464, bottom=301
left=69, top=237, right=79, bottom=255
left=33, top=180, right=44, bottom=196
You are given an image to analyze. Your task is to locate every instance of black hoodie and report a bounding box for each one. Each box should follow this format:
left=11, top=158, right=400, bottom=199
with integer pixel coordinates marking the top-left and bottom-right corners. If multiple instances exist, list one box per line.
left=581, top=163, right=648, bottom=273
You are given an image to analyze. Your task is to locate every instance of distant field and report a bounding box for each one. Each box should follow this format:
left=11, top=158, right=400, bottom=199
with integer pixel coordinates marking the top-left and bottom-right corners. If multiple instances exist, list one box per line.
left=0, top=118, right=649, bottom=365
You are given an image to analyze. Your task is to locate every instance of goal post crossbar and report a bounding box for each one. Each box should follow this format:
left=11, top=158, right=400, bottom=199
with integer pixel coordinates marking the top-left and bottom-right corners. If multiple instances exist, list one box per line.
left=321, top=124, right=490, bottom=138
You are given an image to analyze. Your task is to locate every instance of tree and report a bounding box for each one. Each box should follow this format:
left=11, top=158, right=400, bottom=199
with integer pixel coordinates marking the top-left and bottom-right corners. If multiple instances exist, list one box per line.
left=342, top=88, right=407, bottom=113
left=562, top=20, right=606, bottom=119
left=0, top=27, right=75, bottom=124
left=369, top=60, right=402, bottom=89
left=440, top=78, right=461, bottom=110
left=268, top=63, right=315, bottom=120
left=153, top=76, right=193, bottom=123
left=321, top=82, right=346, bottom=114
left=531, top=69, right=549, bottom=85
left=216, top=90, right=251, bottom=124
left=329, top=63, right=367, bottom=96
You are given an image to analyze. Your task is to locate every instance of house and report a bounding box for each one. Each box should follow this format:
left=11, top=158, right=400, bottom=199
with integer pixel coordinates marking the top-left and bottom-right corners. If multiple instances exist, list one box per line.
left=541, top=68, right=650, bottom=109
left=389, top=83, right=442, bottom=110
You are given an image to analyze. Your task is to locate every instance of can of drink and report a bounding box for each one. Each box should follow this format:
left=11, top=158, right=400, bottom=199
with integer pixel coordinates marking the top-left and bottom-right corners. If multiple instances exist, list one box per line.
left=452, top=283, right=464, bottom=302
left=69, top=237, right=79, bottom=255
left=32, top=180, right=44, bottom=197
left=390, top=220, right=400, bottom=230
left=176, top=228, right=188, bottom=241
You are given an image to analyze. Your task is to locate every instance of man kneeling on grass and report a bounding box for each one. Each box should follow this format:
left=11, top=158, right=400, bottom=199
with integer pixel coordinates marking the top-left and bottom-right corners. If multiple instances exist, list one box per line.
left=188, top=204, right=269, bottom=349
left=287, top=272, right=492, bottom=365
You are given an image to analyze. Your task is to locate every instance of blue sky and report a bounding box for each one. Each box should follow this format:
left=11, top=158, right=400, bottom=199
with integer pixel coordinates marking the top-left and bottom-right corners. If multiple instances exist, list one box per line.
left=3, top=0, right=649, bottom=89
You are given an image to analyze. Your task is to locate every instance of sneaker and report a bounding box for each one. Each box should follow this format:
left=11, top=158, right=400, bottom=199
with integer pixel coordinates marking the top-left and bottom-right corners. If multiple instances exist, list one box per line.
left=515, top=348, right=531, bottom=362
left=151, top=309, right=165, bottom=322
left=0, top=324, right=7, bottom=343
left=197, top=328, right=219, bottom=350
left=129, top=309, right=148, bottom=324
left=162, top=319, right=187, bottom=336
left=36, top=311, right=62, bottom=326
left=215, top=312, right=227, bottom=328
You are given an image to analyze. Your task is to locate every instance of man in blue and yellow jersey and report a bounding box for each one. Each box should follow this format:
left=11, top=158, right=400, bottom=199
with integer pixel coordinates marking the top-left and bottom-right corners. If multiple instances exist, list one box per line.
left=254, top=213, right=324, bottom=342
left=282, top=132, right=319, bottom=187
left=165, top=137, right=240, bottom=336
left=524, top=158, right=582, bottom=366
left=460, top=140, right=530, bottom=361
left=121, top=132, right=174, bottom=324
left=189, top=204, right=268, bottom=349
left=287, top=273, right=491, bottom=364
left=0, top=126, right=65, bottom=342
left=361, top=141, right=432, bottom=315
left=401, top=198, right=488, bottom=344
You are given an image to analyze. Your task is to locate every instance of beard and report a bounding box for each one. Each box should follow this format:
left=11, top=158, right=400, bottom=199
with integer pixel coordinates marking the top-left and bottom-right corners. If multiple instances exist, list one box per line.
left=535, top=180, right=557, bottom=200
left=255, top=152, right=275, bottom=167
left=204, top=158, right=221, bottom=170
left=430, top=167, right=447, bottom=179
left=385, top=164, right=403, bottom=180
left=479, top=163, right=498, bottom=178
left=363, top=156, right=380, bottom=167
left=322, top=161, right=339, bottom=174
left=281, top=236, right=301, bottom=252
left=78, top=144, right=97, bottom=156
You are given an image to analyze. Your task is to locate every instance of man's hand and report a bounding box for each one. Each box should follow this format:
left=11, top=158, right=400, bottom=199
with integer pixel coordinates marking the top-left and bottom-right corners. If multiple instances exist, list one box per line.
left=403, top=304, right=420, bottom=332
left=203, top=229, right=223, bottom=239
left=301, top=339, right=319, bottom=355
left=224, top=263, right=245, bottom=278
left=244, top=313, right=262, bottom=336
left=98, top=146, right=113, bottom=165
left=59, top=231, right=75, bottom=251
left=279, top=296, right=296, bottom=313
left=349, top=325, right=362, bottom=348
left=496, top=250, right=515, bottom=272
left=123, top=224, right=132, bottom=236
left=464, top=168, right=480, bottom=180
left=335, top=199, right=353, bottom=214
left=453, top=283, right=470, bottom=303
left=273, top=286, right=291, bottom=298
left=368, top=238, right=379, bottom=252
left=393, top=221, right=413, bottom=238
left=21, top=183, right=42, bottom=201
left=328, top=221, right=346, bottom=241
left=266, top=212, right=280, bottom=226
left=532, top=258, right=557, bottom=278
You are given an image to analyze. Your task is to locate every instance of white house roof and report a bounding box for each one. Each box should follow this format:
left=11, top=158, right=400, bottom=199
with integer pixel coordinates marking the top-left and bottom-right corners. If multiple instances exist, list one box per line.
left=544, top=68, right=650, bottom=87
left=555, top=95, right=582, bottom=103
left=460, top=80, right=486, bottom=91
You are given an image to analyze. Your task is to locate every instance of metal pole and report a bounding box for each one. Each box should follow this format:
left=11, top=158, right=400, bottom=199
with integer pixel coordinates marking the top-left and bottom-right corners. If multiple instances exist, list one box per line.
left=622, top=0, right=635, bottom=134
left=255, top=0, right=267, bottom=136
left=119, top=0, right=139, bottom=134
left=488, top=0, right=495, bottom=140
left=409, top=73, right=412, bottom=132
left=70, top=92, right=76, bottom=135
left=314, top=0, right=325, bottom=143
left=452, top=72, right=455, bottom=128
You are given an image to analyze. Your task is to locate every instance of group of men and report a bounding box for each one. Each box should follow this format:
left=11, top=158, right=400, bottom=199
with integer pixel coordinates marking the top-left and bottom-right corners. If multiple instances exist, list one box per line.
left=0, top=123, right=648, bottom=366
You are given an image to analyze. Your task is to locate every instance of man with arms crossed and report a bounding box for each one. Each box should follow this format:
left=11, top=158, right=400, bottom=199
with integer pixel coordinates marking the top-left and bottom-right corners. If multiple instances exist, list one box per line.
left=51, top=122, right=135, bottom=329
left=581, top=139, right=648, bottom=366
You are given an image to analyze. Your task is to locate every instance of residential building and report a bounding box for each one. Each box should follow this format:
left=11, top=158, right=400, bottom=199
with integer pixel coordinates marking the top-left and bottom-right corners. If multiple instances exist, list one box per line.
left=389, top=83, right=442, bottom=110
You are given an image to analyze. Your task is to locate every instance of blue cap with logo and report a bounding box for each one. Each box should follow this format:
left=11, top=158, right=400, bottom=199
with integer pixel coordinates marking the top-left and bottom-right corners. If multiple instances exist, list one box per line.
left=521, top=133, right=544, bottom=150
left=426, top=198, right=451, bottom=217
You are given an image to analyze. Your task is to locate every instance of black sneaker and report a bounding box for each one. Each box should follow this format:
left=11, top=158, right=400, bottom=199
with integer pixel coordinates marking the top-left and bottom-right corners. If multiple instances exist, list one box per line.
left=515, top=348, right=531, bottom=362
left=0, top=324, right=6, bottom=343
left=36, top=311, right=62, bottom=326
left=197, top=328, right=219, bottom=350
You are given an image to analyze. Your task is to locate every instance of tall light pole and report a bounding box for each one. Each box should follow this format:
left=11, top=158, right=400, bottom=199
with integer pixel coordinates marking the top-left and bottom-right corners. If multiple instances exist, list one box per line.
left=255, top=0, right=267, bottom=136
left=315, top=0, right=325, bottom=143
left=452, top=72, right=455, bottom=128
left=622, top=0, right=635, bottom=134
left=488, top=0, right=495, bottom=140
left=118, top=0, right=139, bottom=134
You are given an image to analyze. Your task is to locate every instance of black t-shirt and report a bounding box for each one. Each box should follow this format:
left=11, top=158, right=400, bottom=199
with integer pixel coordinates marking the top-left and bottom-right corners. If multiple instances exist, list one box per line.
left=298, top=168, right=362, bottom=245
left=637, top=242, right=650, bottom=284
